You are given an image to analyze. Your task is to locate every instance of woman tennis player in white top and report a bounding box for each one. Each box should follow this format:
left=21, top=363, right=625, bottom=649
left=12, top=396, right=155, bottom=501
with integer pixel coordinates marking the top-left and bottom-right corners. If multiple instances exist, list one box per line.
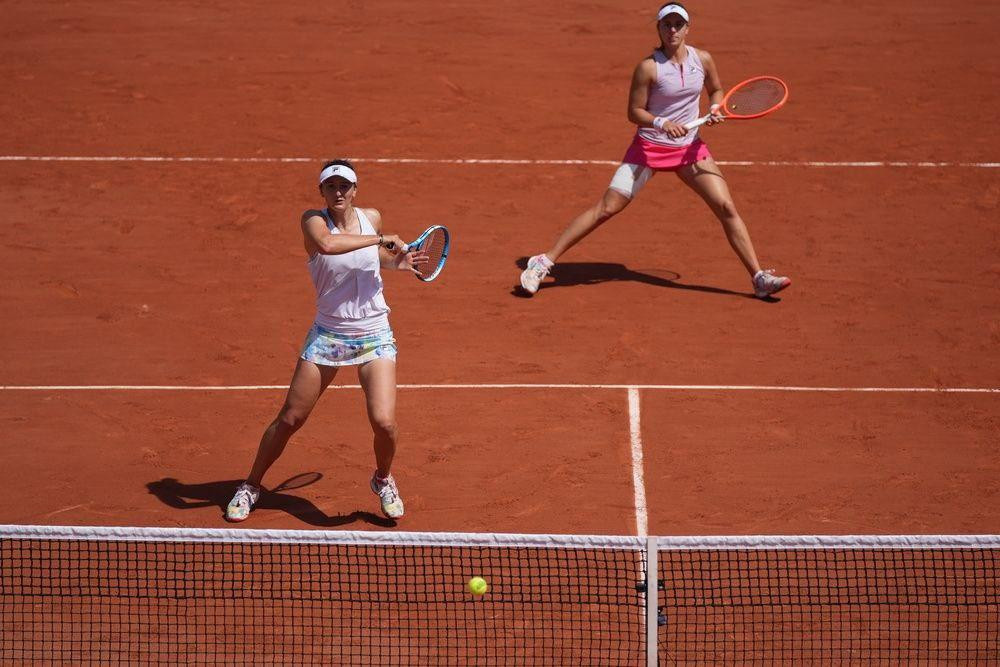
left=226, top=160, right=428, bottom=522
left=520, top=2, right=791, bottom=299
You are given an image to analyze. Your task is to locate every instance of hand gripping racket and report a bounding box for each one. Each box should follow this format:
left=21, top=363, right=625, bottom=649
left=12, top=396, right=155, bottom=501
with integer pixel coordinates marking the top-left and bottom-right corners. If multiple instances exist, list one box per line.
left=386, top=225, right=450, bottom=282
left=684, top=76, right=789, bottom=130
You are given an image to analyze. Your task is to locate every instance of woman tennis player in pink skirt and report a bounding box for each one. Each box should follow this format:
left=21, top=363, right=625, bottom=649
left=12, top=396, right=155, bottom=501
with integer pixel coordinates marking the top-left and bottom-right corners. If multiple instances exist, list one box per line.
left=520, top=2, right=790, bottom=299
left=226, top=160, right=428, bottom=523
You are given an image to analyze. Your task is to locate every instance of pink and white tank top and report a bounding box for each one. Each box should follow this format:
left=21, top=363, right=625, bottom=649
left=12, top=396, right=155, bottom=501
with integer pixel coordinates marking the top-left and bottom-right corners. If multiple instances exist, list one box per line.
left=307, top=208, right=390, bottom=334
left=637, top=47, right=706, bottom=148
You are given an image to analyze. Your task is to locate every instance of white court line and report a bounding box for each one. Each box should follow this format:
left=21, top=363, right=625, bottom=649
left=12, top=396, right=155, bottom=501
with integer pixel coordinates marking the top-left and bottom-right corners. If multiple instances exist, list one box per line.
left=2, top=384, right=997, bottom=392
left=628, top=388, right=648, bottom=538
left=0, top=155, right=998, bottom=168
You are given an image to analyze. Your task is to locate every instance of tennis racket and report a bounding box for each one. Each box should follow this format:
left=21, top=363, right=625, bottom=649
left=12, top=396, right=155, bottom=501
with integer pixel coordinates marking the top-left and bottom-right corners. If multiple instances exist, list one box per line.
left=684, top=76, right=789, bottom=130
left=386, top=225, right=450, bottom=282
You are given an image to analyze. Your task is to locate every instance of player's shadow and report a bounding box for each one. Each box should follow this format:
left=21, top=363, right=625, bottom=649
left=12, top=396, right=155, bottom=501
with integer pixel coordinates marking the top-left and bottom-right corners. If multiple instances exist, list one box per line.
left=146, top=475, right=397, bottom=528
left=511, top=257, right=756, bottom=299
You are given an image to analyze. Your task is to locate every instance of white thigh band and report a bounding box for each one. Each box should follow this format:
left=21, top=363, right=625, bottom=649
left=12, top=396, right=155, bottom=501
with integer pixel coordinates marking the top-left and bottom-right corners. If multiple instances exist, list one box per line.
left=609, top=163, right=654, bottom=199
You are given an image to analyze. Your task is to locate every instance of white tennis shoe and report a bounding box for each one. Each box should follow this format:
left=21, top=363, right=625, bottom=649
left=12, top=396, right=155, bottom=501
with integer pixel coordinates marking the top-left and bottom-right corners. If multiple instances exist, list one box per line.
left=370, top=472, right=405, bottom=519
left=752, top=269, right=791, bottom=298
left=225, top=481, right=260, bottom=522
left=519, top=254, right=553, bottom=295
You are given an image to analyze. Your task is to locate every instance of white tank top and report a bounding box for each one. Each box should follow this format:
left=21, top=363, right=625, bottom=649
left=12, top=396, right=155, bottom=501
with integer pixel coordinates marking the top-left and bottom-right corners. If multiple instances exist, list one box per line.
left=307, top=208, right=390, bottom=334
left=636, top=47, right=706, bottom=148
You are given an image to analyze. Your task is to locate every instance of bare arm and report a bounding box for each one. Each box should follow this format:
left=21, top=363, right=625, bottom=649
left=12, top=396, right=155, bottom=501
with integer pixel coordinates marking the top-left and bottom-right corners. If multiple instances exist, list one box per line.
left=300, top=208, right=404, bottom=257
left=700, top=49, right=725, bottom=111
left=301, top=209, right=379, bottom=255
left=626, top=58, right=659, bottom=128
left=630, top=56, right=689, bottom=138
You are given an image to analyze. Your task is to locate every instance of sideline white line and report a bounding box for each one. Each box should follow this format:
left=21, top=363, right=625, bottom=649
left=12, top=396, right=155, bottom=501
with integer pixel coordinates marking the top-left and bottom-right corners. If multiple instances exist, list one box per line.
left=0, top=155, right=998, bottom=168
left=628, top=388, right=649, bottom=538
left=2, top=384, right=997, bottom=392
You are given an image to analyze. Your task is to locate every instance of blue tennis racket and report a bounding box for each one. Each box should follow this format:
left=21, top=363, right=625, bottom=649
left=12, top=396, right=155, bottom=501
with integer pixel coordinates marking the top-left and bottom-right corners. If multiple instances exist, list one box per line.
left=389, top=225, right=450, bottom=282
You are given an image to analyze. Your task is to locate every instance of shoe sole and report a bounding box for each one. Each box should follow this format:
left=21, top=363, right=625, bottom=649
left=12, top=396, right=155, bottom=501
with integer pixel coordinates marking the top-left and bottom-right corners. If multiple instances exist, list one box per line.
left=375, top=502, right=404, bottom=520
left=519, top=270, right=539, bottom=295
left=755, top=279, right=791, bottom=299
left=371, top=480, right=405, bottom=519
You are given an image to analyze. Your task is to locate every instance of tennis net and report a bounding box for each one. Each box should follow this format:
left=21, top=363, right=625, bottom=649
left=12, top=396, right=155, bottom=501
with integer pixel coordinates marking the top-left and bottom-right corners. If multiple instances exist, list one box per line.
left=1, top=525, right=647, bottom=665
left=654, top=535, right=1000, bottom=664
left=1, top=526, right=998, bottom=665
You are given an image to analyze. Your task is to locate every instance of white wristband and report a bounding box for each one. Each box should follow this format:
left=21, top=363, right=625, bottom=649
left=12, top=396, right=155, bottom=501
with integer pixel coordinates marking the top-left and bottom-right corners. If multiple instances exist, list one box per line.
left=652, top=117, right=667, bottom=131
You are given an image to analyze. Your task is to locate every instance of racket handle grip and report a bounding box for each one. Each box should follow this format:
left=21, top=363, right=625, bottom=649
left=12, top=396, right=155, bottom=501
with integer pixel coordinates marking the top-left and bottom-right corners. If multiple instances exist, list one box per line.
left=683, top=114, right=711, bottom=131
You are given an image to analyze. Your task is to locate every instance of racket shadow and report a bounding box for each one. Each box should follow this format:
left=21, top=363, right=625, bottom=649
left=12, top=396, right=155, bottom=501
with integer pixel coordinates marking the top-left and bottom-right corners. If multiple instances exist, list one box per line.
left=146, top=476, right=397, bottom=528
left=512, top=257, right=754, bottom=299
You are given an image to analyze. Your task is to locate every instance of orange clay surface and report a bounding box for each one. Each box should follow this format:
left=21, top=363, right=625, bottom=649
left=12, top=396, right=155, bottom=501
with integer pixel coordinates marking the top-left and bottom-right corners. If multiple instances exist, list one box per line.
left=1, top=0, right=998, bottom=535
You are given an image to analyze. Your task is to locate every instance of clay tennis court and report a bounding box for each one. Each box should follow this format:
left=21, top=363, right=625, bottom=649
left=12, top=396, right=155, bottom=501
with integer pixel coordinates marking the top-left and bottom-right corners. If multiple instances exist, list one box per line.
left=2, top=0, right=998, bottom=548
left=2, top=1, right=998, bottom=662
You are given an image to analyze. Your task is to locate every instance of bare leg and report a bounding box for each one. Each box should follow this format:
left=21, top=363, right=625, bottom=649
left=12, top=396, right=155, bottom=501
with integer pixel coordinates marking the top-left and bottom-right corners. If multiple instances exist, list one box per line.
left=676, top=157, right=762, bottom=276
left=544, top=188, right=633, bottom=262
left=357, top=357, right=398, bottom=477
left=246, top=359, right=338, bottom=487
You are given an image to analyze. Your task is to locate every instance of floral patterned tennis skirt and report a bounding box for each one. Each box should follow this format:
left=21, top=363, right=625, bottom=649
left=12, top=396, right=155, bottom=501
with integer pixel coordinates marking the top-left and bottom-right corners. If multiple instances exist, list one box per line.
left=300, top=324, right=397, bottom=366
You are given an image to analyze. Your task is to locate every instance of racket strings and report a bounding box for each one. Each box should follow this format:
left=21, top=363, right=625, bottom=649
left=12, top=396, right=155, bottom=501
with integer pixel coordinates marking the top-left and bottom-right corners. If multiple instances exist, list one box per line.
left=725, top=79, right=787, bottom=117
left=420, top=229, right=448, bottom=268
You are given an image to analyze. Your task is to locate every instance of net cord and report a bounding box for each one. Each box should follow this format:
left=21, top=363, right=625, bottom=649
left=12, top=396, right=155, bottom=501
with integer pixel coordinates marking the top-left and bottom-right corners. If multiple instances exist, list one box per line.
left=2, top=525, right=998, bottom=550
left=655, top=534, right=1000, bottom=550
left=0, top=524, right=644, bottom=550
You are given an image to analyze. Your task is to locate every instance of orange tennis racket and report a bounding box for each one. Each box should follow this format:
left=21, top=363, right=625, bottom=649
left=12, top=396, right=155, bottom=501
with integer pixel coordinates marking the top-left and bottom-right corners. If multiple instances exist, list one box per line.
left=685, top=76, right=789, bottom=130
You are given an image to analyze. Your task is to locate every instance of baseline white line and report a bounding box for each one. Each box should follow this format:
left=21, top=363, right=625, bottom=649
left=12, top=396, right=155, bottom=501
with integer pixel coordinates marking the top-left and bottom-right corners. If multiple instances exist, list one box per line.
left=628, top=388, right=649, bottom=538
left=1, top=155, right=998, bottom=168
left=2, top=384, right=997, bottom=392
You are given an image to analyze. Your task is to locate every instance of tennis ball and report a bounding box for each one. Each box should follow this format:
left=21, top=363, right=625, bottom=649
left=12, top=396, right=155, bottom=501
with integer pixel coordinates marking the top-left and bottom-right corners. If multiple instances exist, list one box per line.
left=467, top=576, right=489, bottom=596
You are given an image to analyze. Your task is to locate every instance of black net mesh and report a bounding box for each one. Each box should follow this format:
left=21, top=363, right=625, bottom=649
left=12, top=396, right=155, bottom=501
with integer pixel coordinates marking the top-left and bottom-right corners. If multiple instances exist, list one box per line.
left=657, top=546, right=1000, bottom=664
left=1, top=529, right=645, bottom=665
left=5, top=527, right=998, bottom=664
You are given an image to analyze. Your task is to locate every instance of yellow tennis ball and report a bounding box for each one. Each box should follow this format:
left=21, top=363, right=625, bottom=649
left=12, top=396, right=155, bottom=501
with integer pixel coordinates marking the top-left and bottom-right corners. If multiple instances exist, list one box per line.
left=467, top=576, right=489, bottom=596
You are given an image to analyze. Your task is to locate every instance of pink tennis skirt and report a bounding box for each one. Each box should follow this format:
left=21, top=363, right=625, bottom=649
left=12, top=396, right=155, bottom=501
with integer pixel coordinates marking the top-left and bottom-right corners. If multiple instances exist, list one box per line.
left=621, top=135, right=712, bottom=171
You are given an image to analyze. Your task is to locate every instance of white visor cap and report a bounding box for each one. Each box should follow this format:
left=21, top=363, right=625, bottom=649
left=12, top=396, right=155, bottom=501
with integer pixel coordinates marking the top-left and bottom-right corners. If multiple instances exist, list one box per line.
left=657, top=4, right=689, bottom=22
left=319, top=164, right=358, bottom=186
